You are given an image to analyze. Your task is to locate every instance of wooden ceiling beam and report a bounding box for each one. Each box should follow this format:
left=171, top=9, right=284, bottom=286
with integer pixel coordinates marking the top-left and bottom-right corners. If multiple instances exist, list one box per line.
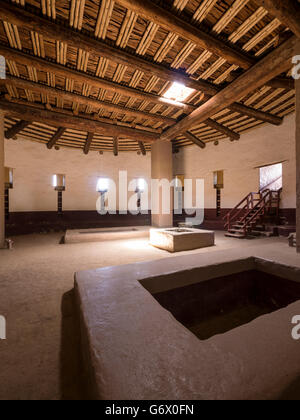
left=0, top=0, right=254, bottom=72
left=0, top=1, right=252, bottom=97
left=0, top=76, right=177, bottom=126
left=0, top=44, right=293, bottom=127
left=0, top=5, right=294, bottom=96
left=0, top=100, right=160, bottom=143
left=0, top=45, right=194, bottom=113
left=267, top=77, right=295, bottom=90
left=5, top=119, right=30, bottom=139
left=254, top=0, right=300, bottom=38
left=205, top=118, right=240, bottom=141
left=0, top=50, right=284, bottom=132
left=0, top=49, right=290, bottom=135
left=114, top=0, right=254, bottom=69
left=184, top=132, right=206, bottom=149
left=84, top=132, right=94, bottom=155
left=47, top=127, right=66, bottom=149
left=113, top=137, right=119, bottom=156
left=161, top=36, right=297, bottom=141
left=229, top=103, right=283, bottom=126
left=138, top=141, right=146, bottom=155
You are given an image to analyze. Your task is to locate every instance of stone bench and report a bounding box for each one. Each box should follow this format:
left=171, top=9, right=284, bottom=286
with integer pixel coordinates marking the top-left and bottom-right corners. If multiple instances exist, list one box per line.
left=64, top=226, right=149, bottom=244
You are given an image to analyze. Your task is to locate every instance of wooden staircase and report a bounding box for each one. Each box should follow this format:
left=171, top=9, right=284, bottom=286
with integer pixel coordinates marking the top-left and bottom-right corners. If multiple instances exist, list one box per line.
left=224, top=189, right=282, bottom=239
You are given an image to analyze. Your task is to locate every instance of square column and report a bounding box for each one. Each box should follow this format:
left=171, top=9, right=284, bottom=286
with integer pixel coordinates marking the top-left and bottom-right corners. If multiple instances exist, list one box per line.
left=0, top=111, right=5, bottom=248
left=151, top=139, right=173, bottom=228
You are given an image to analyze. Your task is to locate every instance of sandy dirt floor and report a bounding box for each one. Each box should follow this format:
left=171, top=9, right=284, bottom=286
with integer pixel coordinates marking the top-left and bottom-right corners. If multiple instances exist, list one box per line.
left=0, top=231, right=298, bottom=400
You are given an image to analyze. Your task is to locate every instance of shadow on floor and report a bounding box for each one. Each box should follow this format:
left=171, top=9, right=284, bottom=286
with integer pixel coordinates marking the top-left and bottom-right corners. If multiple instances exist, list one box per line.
left=60, top=290, right=84, bottom=400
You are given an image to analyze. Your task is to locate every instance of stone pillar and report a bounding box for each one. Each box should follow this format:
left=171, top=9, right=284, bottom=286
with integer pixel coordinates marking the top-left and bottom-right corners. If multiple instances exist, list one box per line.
left=296, top=40, right=300, bottom=253
left=151, top=139, right=173, bottom=228
left=0, top=111, right=5, bottom=248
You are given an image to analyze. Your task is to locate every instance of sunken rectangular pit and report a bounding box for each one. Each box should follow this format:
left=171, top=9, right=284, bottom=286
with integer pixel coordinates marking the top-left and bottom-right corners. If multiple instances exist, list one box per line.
left=75, top=256, right=300, bottom=400
left=150, top=227, right=215, bottom=252
left=146, top=269, right=300, bottom=340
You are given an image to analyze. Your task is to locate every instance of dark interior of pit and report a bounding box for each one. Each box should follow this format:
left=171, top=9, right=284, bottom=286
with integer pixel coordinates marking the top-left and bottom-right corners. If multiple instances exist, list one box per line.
left=148, top=270, right=300, bottom=340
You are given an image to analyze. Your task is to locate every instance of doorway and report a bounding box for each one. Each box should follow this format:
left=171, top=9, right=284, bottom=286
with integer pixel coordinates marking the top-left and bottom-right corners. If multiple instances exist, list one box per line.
left=259, top=163, right=282, bottom=192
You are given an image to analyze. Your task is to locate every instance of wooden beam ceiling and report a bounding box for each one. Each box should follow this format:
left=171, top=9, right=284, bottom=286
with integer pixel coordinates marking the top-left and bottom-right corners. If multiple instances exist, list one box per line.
left=0, top=46, right=285, bottom=131
left=254, top=0, right=300, bottom=38
left=0, top=5, right=291, bottom=97
left=47, top=127, right=66, bottom=149
left=0, top=45, right=193, bottom=113
left=161, top=36, right=297, bottom=141
left=0, top=1, right=296, bottom=151
left=184, top=131, right=206, bottom=149
left=114, top=0, right=254, bottom=69
left=0, top=100, right=160, bottom=143
left=0, top=0, right=254, bottom=72
left=4, top=119, right=30, bottom=139
left=84, top=132, right=94, bottom=155
left=0, top=76, right=177, bottom=126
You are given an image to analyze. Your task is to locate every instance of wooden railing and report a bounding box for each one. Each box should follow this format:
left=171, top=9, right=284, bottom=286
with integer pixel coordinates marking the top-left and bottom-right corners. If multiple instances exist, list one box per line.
left=223, top=191, right=260, bottom=230
left=223, top=188, right=281, bottom=232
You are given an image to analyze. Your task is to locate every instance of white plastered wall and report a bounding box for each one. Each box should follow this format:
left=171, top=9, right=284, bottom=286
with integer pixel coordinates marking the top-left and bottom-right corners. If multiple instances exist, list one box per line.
left=5, top=139, right=151, bottom=212
left=4, top=113, right=296, bottom=212
left=173, top=114, right=296, bottom=209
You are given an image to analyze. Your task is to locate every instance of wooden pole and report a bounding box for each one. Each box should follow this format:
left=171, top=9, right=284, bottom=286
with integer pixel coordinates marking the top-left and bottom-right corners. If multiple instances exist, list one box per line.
left=184, top=131, right=206, bottom=149
left=47, top=127, right=66, bottom=149
left=5, top=120, right=30, bottom=139
left=84, top=132, right=94, bottom=155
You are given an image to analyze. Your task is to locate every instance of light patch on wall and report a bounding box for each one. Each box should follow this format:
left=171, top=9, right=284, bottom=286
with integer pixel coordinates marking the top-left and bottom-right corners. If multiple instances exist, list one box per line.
left=260, top=163, right=282, bottom=191
left=137, top=178, right=146, bottom=192
left=163, top=82, right=195, bottom=102
left=96, top=177, right=109, bottom=193
left=53, top=174, right=66, bottom=191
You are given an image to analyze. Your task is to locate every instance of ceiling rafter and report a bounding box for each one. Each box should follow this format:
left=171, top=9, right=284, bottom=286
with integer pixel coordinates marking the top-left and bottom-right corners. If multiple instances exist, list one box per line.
left=0, top=99, right=160, bottom=142
left=0, top=0, right=296, bottom=152
left=47, top=127, right=66, bottom=149
left=4, top=119, right=30, bottom=139
left=0, top=45, right=195, bottom=113
left=0, top=77, right=177, bottom=125
left=0, top=0, right=254, bottom=72
left=114, top=0, right=254, bottom=69
left=84, top=132, right=94, bottom=154
left=161, top=35, right=296, bottom=141
left=254, top=0, right=300, bottom=38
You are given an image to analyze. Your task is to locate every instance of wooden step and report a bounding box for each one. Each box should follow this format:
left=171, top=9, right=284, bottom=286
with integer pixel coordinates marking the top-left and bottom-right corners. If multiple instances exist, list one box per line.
left=251, top=230, right=274, bottom=237
left=229, top=229, right=246, bottom=234
left=225, top=232, right=246, bottom=238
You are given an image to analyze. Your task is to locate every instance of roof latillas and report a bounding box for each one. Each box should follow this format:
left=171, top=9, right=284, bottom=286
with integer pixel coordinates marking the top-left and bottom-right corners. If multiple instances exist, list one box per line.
left=0, top=0, right=296, bottom=152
